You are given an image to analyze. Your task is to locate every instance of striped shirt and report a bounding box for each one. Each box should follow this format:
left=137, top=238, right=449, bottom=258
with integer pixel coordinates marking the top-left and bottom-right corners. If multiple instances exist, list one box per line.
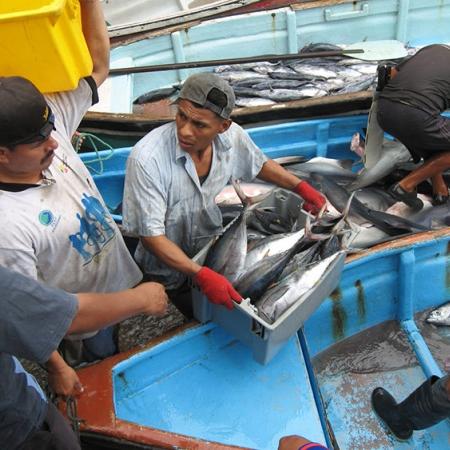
left=123, top=121, right=267, bottom=289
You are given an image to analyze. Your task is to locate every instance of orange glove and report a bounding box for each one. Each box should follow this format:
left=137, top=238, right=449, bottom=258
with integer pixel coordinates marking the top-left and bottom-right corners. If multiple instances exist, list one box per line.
left=294, top=181, right=326, bottom=215
left=194, top=267, right=242, bottom=310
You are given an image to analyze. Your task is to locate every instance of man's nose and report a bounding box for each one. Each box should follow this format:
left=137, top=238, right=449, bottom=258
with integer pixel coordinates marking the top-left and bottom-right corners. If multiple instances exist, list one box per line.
left=47, top=135, right=59, bottom=151
left=179, top=121, right=194, bottom=138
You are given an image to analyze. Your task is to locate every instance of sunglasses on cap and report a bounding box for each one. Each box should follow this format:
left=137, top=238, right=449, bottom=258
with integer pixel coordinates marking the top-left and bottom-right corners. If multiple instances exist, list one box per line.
left=9, top=110, right=56, bottom=146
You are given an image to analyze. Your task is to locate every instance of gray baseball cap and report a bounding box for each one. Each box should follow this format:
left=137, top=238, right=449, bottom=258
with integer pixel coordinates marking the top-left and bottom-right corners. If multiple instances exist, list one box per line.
left=178, top=73, right=235, bottom=119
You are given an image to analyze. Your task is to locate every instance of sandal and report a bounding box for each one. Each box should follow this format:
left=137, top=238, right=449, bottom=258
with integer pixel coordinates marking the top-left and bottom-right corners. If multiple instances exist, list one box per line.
left=388, top=184, right=423, bottom=211
left=432, top=194, right=449, bottom=206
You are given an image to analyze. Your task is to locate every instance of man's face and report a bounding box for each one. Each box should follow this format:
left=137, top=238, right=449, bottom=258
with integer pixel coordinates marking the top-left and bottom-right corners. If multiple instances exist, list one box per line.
left=175, top=99, right=231, bottom=154
left=0, top=134, right=58, bottom=179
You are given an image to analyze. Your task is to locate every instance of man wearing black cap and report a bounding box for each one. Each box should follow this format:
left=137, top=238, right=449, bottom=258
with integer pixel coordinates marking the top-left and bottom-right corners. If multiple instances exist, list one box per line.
left=123, top=72, right=326, bottom=314
left=0, top=1, right=149, bottom=396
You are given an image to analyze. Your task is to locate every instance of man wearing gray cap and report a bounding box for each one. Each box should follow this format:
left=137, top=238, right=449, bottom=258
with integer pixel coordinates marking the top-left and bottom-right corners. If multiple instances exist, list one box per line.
left=123, top=73, right=326, bottom=315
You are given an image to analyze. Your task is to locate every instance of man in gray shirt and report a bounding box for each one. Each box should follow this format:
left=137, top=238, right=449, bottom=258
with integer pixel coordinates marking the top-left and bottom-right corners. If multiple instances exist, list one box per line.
left=0, top=266, right=167, bottom=450
left=123, top=73, right=326, bottom=315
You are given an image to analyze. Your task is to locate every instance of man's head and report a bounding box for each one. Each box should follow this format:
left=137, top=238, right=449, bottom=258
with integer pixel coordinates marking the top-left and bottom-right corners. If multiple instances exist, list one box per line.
left=0, top=77, right=57, bottom=182
left=176, top=73, right=235, bottom=153
left=178, top=73, right=235, bottom=120
left=0, top=77, right=55, bottom=147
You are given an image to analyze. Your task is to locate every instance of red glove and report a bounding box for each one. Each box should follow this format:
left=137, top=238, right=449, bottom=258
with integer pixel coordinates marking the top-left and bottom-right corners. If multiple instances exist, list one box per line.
left=194, top=267, right=242, bottom=310
left=293, top=181, right=326, bottom=215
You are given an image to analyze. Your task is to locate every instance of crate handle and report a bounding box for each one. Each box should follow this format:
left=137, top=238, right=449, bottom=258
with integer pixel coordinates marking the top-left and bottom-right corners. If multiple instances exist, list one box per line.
left=0, top=0, right=66, bottom=24
left=324, top=3, right=369, bottom=22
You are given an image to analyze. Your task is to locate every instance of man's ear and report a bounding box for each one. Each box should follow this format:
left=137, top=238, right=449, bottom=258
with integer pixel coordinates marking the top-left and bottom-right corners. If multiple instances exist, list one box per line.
left=218, top=119, right=232, bottom=134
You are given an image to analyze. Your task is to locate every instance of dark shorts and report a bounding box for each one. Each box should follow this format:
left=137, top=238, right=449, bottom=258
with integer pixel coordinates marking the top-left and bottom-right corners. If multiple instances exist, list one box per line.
left=18, top=401, right=81, bottom=450
left=377, top=98, right=450, bottom=161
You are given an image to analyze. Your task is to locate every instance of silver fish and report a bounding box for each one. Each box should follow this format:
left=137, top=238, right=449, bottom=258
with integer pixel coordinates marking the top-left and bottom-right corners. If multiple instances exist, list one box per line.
left=235, top=246, right=298, bottom=301
left=349, top=140, right=412, bottom=190
left=279, top=241, right=321, bottom=279
left=205, top=180, right=268, bottom=283
left=256, top=251, right=346, bottom=324
left=244, top=228, right=305, bottom=269
left=235, top=97, right=276, bottom=108
left=354, top=187, right=396, bottom=212
left=335, top=67, right=364, bottom=79
left=311, top=173, right=429, bottom=236
left=257, top=88, right=326, bottom=102
left=289, top=157, right=357, bottom=184
left=337, top=75, right=375, bottom=93
left=219, top=71, right=268, bottom=83
left=290, top=63, right=337, bottom=80
left=426, top=302, right=450, bottom=326
left=409, top=204, right=450, bottom=229
left=253, top=79, right=311, bottom=90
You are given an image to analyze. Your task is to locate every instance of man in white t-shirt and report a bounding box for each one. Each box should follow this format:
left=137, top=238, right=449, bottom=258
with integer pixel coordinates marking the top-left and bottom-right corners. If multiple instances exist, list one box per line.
left=0, top=0, right=158, bottom=397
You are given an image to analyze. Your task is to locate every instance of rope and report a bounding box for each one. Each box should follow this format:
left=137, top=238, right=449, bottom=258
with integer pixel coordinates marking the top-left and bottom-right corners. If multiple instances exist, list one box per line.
left=72, top=131, right=115, bottom=175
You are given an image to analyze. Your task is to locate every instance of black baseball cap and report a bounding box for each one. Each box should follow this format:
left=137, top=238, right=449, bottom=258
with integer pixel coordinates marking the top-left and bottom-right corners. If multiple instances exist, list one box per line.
left=178, top=73, right=235, bottom=119
left=0, top=76, right=55, bottom=147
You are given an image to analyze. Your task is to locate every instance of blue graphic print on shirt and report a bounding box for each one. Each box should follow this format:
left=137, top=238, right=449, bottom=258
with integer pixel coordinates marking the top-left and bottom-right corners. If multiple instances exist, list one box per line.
left=69, top=194, right=115, bottom=263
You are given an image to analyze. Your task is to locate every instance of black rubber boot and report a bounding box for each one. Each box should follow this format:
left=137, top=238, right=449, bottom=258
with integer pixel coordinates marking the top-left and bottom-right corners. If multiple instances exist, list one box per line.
left=372, top=376, right=450, bottom=440
left=371, top=387, right=413, bottom=440
left=400, top=375, right=450, bottom=431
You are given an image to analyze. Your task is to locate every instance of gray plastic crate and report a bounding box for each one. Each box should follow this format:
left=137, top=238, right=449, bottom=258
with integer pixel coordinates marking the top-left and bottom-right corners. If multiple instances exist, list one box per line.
left=192, top=188, right=346, bottom=364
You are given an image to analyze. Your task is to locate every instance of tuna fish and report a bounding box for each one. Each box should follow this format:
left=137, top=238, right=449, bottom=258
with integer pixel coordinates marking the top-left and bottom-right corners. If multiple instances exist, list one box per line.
left=255, top=251, right=346, bottom=324
left=426, top=302, right=450, bottom=326
left=348, top=140, right=412, bottom=190
left=311, top=173, right=429, bottom=236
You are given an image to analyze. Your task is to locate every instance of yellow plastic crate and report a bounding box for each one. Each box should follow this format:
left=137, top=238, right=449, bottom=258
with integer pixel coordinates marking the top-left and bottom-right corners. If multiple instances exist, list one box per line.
left=0, top=0, right=93, bottom=93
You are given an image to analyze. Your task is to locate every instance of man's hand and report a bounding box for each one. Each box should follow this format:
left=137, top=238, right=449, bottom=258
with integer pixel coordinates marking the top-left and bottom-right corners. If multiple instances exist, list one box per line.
left=133, top=282, right=169, bottom=317
left=194, top=267, right=242, bottom=310
left=46, top=352, right=83, bottom=398
left=293, top=181, right=326, bottom=215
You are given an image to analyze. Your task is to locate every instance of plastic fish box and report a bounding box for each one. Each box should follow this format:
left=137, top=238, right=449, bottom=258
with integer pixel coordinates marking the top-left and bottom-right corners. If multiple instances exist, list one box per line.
left=0, top=0, right=93, bottom=93
left=192, top=188, right=346, bottom=364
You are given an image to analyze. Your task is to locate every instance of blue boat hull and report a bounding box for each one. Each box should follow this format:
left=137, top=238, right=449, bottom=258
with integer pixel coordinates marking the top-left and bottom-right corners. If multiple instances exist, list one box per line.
left=71, top=230, right=449, bottom=449
left=73, top=107, right=450, bottom=448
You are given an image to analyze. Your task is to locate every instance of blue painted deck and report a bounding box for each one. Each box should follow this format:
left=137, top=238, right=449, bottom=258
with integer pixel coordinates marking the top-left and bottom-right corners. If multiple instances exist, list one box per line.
left=304, top=233, right=450, bottom=449
left=112, top=323, right=327, bottom=449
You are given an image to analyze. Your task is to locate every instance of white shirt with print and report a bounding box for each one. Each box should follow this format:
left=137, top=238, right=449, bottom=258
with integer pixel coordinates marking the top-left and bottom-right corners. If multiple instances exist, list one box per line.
left=0, top=79, right=142, bottom=293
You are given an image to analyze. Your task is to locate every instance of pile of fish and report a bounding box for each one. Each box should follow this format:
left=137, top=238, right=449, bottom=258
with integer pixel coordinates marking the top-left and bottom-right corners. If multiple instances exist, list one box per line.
left=214, top=43, right=379, bottom=107
left=204, top=137, right=449, bottom=323
left=134, top=43, right=381, bottom=107
left=203, top=179, right=349, bottom=324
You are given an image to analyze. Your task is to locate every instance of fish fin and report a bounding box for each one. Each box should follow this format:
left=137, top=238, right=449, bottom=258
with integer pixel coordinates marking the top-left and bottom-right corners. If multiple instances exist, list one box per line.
left=231, top=177, right=273, bottom=207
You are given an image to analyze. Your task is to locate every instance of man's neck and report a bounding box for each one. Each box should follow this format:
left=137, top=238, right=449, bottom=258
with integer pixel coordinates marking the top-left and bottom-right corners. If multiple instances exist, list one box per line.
left=189, top=145, right=213, bottom=178
left=0, top=171, right=43, bottom=185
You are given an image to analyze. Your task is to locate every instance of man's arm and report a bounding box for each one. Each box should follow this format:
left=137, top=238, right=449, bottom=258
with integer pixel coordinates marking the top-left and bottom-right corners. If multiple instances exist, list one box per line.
left=48, top=281, right=168, bottom=397
left=140, top=235, right=202, bottom=277
left=256, top=159, right=302, bottom=189
left=140, top=236, right=241, bottom=310
left=68, top=281, right=168, bottom=334
left=257, top=159, right=326, bottom=214
left=80, top=0, right=110, bottom=87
